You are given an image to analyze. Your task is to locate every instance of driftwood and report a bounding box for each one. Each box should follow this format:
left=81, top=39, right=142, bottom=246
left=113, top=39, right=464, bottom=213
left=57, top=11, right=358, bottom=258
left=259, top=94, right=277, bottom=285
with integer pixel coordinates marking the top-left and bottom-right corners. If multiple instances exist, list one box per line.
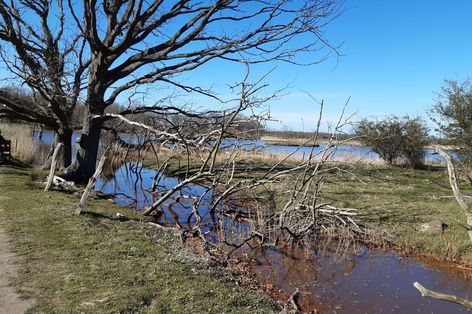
left=287, top=288, right=302, bottom=313
left=76, top=152, right=108, bottom=215
left=413, top=282, right=472, bottom=309
left=433, top=146, right=472, bottom=241
left=51, top=175, right=78, bottom=191
left=44, top=143, right=63, bottom=191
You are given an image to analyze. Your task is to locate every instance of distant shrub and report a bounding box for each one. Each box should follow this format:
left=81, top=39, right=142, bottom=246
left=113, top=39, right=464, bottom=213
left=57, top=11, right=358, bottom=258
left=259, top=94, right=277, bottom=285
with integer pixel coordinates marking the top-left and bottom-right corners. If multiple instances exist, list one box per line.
left=355, top=116, right=429, bottom=168
left=429, top=79, right=472, bottom=161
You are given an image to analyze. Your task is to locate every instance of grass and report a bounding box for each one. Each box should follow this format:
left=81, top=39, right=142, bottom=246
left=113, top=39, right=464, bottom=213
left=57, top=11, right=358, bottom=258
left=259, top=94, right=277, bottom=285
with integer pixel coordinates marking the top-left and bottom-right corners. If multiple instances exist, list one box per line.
left=0, top=161, right=279, bottom=313
left=319, top=163, right=472, bottom=263
left=150, top=153, right=472, bottom=265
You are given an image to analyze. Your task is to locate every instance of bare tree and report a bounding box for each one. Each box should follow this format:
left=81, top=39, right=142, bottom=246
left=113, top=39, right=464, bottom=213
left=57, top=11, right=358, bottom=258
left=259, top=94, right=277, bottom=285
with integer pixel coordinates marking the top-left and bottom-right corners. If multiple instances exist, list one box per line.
left=56, top=0, right=342, bottom=183
left=0, top=0, right=90, bottom=167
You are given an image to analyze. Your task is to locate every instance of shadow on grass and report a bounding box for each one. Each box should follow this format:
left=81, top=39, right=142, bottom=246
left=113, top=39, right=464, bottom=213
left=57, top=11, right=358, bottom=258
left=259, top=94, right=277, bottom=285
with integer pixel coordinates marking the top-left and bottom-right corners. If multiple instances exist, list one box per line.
left=81, top=210, right=142, bottom=223
left=0, top=159, right=32, bottom=177
left=1, top=158, right=31, bottom=169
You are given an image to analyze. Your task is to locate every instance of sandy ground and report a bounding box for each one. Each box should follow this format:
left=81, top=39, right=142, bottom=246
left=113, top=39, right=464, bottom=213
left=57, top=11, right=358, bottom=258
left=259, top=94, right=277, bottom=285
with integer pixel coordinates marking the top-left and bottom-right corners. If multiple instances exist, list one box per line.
left=0, top=188, right=34, bottom=313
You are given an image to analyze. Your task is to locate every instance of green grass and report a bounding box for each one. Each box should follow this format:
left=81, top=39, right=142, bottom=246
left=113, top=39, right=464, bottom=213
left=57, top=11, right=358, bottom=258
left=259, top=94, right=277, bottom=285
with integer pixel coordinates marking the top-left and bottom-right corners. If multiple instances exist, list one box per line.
left=151, top=154, right=472, bottom=264
left=0, top=162, right=278, bottom=313
left=320, top=163, right=472, bottom=262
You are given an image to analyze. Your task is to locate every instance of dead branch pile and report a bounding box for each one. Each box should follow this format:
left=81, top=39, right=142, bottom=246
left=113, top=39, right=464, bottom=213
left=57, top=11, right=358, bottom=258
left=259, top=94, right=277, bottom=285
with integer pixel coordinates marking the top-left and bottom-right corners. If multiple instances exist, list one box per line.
left=68, top=69, right=362, bottom=257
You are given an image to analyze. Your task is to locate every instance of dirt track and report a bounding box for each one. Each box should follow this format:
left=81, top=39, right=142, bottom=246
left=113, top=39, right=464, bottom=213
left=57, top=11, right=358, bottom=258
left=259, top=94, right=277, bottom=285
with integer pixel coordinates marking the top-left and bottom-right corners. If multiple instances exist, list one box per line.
left=0, top=187, right=34, bottom=313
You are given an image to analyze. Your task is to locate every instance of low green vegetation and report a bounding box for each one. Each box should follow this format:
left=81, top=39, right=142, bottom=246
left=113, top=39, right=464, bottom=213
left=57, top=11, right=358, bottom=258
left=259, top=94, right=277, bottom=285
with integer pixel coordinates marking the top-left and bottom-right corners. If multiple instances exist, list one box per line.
left=0, top=161, right=278, bottom=313
left=320, top=163, right=472, bottom=263
left=159, top=155, right=472, bottom=264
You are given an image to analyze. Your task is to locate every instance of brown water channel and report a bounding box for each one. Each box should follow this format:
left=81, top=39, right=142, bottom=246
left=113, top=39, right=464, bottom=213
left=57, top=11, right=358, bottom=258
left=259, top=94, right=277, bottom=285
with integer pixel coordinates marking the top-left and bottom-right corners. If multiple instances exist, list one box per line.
left=96, top=163, right=471, bottom=313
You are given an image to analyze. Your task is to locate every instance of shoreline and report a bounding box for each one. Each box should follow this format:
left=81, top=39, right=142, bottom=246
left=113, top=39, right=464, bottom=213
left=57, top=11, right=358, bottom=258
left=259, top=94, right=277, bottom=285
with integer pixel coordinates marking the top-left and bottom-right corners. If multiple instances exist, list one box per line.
left=260, top=135, right=364, bottom=147
left=2, top=157, right=471, bottom=313
left=0, top=162, right=280, bottom=313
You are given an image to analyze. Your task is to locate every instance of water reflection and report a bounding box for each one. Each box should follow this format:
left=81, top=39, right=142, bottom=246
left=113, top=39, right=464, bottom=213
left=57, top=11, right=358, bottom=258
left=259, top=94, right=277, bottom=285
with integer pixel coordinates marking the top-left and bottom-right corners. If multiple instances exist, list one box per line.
left=254, top=247, right=471, bottom=313
left=96, top=162, right=254, bottom=244
left=96, top=162, right=471, bottom=313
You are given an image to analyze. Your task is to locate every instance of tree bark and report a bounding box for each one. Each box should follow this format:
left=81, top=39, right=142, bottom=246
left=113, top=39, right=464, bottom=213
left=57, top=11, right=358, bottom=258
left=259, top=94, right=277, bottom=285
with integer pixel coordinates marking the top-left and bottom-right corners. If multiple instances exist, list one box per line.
left=65, top=101, right=104, bottom=184
left=40, top=127, right=73, bottom=170
left=58, top=127, right=73, bottom=168
left=44, top=143, right=63, bottom=191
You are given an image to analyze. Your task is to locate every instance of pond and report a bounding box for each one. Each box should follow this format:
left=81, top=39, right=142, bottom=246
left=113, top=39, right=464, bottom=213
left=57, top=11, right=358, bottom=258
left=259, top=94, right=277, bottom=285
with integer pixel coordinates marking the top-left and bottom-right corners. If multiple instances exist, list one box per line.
left=95, top=162, right=471, bottom=313
left=34, top=130, right=450, bottom=163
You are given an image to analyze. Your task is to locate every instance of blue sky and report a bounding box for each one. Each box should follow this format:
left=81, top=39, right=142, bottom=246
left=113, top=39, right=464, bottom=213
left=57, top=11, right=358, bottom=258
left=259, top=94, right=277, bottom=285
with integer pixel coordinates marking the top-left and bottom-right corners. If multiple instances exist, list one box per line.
left=275, top=0, right=472, bottom=131
left=183, top=0, right=472, bottom=132
left=2, top=1, right=471, bottom=133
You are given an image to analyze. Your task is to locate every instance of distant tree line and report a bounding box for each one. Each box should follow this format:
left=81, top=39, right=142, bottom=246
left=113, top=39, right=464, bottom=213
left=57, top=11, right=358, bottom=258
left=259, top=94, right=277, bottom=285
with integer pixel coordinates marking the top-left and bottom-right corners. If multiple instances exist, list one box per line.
left=261, top=129, right=352, bottom=141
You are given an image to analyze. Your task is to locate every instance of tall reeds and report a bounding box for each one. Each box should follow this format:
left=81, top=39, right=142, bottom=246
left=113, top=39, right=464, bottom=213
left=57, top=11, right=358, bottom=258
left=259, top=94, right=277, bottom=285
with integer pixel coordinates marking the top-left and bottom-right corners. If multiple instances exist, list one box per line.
left=0, top=122, right=48, bottom=165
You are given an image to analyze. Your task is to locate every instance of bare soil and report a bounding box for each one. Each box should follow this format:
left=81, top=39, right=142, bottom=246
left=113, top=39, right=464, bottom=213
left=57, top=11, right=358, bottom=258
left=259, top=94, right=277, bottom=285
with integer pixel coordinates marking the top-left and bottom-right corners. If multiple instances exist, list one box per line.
left=0, top=192, right=34, bottom=313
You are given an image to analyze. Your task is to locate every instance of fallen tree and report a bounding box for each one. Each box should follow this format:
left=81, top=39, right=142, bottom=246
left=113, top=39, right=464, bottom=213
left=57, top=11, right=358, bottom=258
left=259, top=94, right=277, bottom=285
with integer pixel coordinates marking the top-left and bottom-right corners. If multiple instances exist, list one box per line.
left=85, top=69, right=361, bottom=261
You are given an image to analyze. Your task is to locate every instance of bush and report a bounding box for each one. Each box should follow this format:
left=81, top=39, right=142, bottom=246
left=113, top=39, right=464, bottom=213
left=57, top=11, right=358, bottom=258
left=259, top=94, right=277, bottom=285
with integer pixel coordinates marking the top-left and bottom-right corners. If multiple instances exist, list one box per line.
left=355, top=116, right=429, bottom=168
left=429, top=79, right=472, bottom=161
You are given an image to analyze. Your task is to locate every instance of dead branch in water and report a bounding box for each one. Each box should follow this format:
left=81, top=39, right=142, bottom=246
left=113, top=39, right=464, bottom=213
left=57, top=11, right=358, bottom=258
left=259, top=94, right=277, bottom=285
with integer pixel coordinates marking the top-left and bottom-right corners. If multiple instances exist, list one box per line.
left=413, top=282, right=472, bottom=309
left=91, top=68, right=361, bottom=261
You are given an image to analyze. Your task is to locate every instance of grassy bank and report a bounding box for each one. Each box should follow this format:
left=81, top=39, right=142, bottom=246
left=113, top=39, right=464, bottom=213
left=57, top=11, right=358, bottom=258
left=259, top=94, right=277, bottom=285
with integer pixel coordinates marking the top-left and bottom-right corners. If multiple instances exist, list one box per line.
left=320, top=163, right=472, bottom=264
left=260, top=135, right=363, bottom=147
left=0, top=161, right=278, bottom=313
left=155, top=154, right=472, bottom=265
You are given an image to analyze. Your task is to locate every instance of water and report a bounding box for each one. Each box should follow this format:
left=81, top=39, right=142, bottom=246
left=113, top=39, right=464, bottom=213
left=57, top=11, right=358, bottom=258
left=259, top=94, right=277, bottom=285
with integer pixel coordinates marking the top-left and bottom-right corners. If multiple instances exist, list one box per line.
left=96, top=162, right=472, bottom=313
left=253, top=247, right=471, bottom=313
left=96, top=164, right=252, bottom=242
left=34, top=130, right=451, bottom=163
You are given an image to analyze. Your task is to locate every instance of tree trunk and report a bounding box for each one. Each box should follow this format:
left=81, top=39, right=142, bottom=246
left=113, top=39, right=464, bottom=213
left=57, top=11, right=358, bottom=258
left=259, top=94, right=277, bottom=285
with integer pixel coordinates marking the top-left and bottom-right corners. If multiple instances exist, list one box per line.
left=64, top=104, right=104, bottom=184
left=40, top=127, right=73, bottom=170
left=44, top=143, right=63, bottom=191
left=76, top=151, right=108, bottom=215
left=58, top=127, right=73, bottom=168
left=434, top=146, right=472, bottom=242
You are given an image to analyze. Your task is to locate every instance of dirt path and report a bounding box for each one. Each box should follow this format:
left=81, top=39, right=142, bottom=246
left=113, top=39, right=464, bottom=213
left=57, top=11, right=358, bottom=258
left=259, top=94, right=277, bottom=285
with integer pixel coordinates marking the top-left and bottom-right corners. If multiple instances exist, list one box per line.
left=0, top=189, right=34, bottom=313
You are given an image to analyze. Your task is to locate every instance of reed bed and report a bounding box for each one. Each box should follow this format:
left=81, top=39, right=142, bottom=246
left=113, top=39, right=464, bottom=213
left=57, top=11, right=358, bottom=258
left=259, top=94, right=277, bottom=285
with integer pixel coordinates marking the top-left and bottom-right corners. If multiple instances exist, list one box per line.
left=0, top=122, right=48, bottom=165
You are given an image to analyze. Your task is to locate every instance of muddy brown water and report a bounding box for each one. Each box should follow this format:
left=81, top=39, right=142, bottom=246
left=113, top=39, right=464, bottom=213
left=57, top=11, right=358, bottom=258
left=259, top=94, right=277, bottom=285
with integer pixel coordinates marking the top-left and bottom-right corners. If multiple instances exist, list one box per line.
left=251, top=246, right=471, bottom=313
left=96, top=163, right=471, bottom=313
